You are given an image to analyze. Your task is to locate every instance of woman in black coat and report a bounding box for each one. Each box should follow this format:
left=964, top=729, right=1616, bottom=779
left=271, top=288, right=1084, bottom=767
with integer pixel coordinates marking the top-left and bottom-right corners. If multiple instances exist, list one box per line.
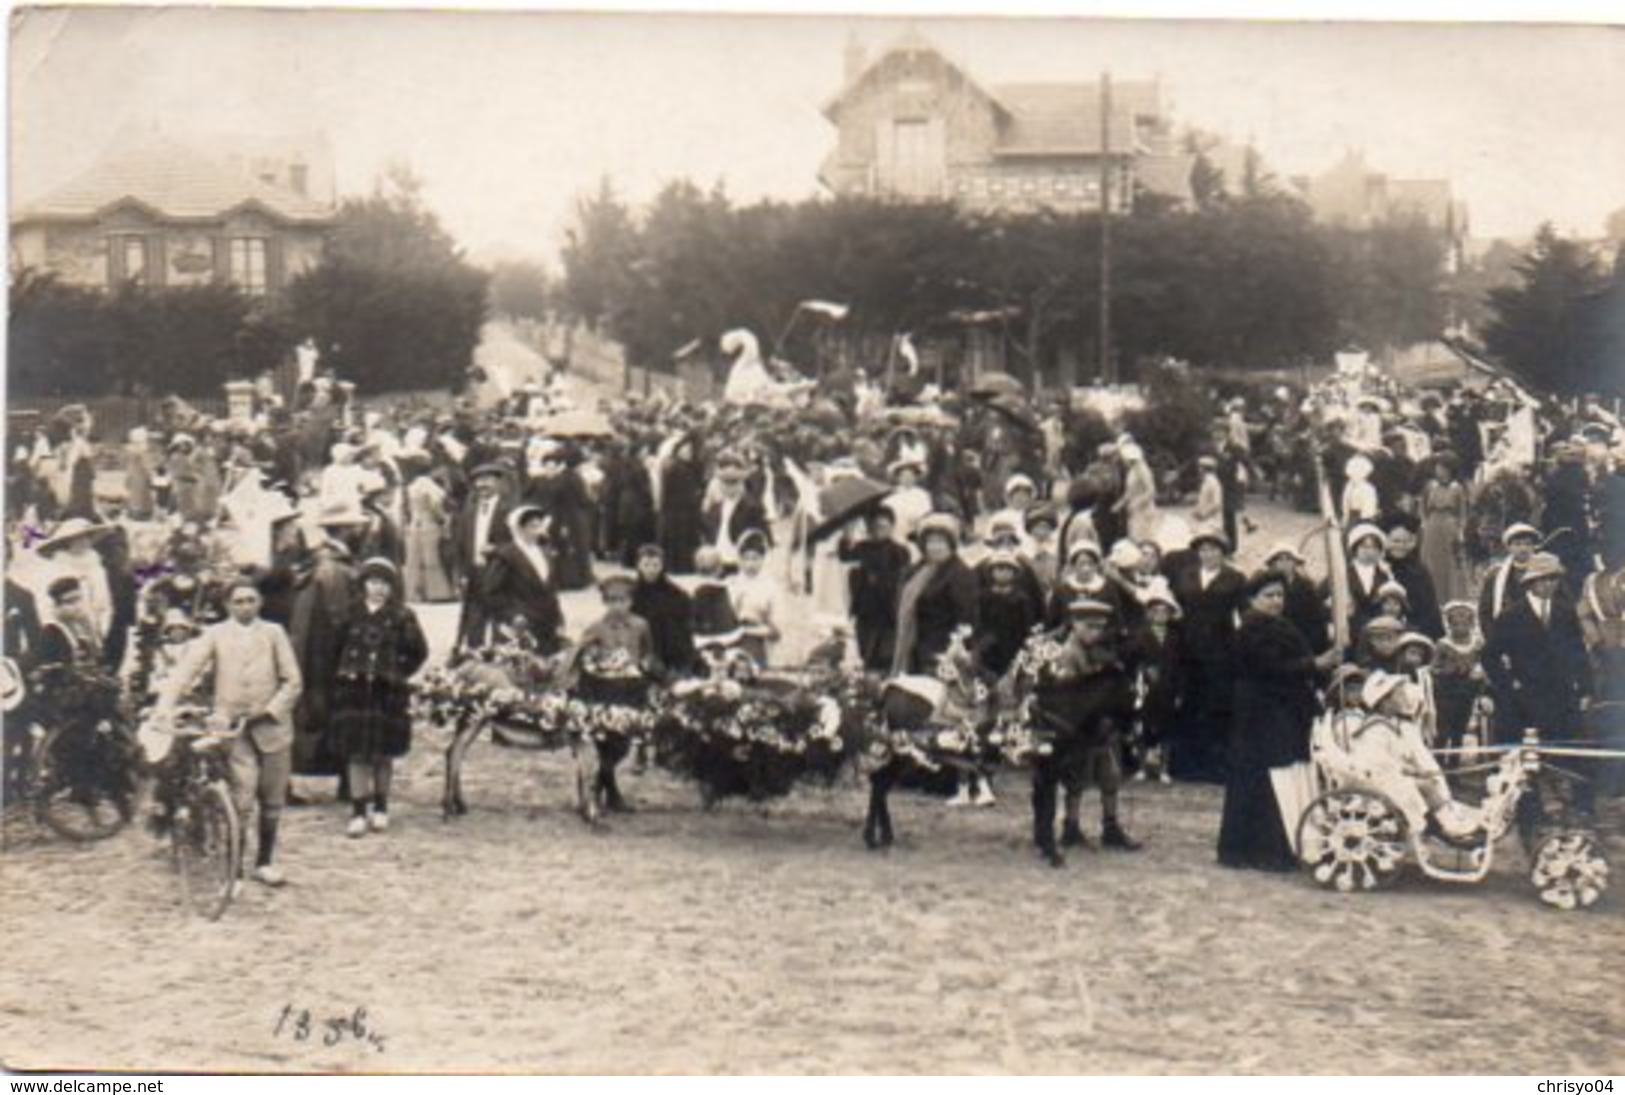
left=890, top=514, right=980, bottom=676
left=478, top=506, right=566, bottom=655
left=1169, top=531, right=1246, bottom=783
left=658, top=437, right=705, bottom=575
left=330, top=557, right=430, bottom=837
left=630, top=545, right=697, bottom=679
left=1217, top=570, right=1340, bottom=871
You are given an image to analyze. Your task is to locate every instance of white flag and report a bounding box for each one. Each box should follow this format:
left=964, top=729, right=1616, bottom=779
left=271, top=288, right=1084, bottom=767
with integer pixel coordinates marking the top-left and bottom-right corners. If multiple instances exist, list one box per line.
left=800, top=300, right=850, bottom=321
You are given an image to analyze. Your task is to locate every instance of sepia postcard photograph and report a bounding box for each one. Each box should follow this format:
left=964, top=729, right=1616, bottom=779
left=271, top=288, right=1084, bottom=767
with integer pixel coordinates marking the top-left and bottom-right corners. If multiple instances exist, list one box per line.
left=3, top=1, right=1622, bottom=1078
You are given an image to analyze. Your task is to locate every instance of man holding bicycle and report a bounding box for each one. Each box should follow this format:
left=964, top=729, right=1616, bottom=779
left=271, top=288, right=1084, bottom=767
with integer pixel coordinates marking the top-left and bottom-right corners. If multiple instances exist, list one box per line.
left=158, top=578, right=303, bottom=888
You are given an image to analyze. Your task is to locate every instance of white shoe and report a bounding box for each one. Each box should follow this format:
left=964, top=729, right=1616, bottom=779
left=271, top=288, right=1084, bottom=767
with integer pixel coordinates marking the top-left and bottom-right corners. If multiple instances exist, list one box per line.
left=252, top=863, right=286, bottom=888
left=229, top=879, right=245, bottom=901
left=972, top=784, right=997, bottom=808
left=368, top=810, right=389, bottom=833
left=347, top=815, right=369, bottom=838
left=946, top=786, right=973, bottom=808
left=1133, top=769, right=1148, bottom=783
left=1158, top=772, right=1172, bottom=785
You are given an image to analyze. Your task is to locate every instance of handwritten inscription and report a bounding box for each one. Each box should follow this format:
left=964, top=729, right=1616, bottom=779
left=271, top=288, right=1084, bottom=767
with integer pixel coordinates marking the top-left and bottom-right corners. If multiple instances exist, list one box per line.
left=274, top=1004, right=387, bottom=1053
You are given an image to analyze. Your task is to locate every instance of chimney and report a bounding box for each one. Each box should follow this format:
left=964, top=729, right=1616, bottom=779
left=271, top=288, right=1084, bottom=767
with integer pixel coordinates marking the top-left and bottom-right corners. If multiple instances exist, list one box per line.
left=844, top=33, right=867, bottom=84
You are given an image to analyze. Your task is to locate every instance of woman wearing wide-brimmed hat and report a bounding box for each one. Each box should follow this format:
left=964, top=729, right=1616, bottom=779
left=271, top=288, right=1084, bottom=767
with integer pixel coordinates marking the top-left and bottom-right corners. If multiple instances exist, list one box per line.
left=35, top=518, right=115, bottom=641
left=890, top=512, right=980, bottom=677
left=331, top=557, right=429, bottom=837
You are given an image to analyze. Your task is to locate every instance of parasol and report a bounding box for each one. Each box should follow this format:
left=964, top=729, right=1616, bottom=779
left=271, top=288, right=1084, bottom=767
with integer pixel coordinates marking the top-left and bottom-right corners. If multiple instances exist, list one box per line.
left=809, top=478, right=893, bottom=542
left=538, top=408, right=614, bottom=439
left=984, top=393, right=1040, bottom=433
left=1270, top=759, right=1320, bottom=856
left=967, top=372, right=1025, bottom=401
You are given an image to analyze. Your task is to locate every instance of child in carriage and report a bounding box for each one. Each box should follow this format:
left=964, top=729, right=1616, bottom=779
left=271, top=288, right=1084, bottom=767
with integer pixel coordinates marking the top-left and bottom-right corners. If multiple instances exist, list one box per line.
left=1328, top=670, right=1481, bottom=840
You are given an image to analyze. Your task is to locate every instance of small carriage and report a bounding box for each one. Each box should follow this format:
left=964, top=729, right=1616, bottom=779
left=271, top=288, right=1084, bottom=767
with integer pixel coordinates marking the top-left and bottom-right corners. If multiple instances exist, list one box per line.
left=1293, top=711, right=1610, bottom=910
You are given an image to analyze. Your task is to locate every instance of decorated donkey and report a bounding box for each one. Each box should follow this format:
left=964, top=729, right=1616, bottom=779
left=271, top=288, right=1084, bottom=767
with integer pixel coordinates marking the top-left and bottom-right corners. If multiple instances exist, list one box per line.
left=425, top=634, right=656, bottom=825
left=861, top=626, right=1002, bottom=850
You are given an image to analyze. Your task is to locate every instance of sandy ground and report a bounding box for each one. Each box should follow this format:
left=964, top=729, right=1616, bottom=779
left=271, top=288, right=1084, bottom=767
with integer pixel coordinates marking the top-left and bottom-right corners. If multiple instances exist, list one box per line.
left=4, top=495, right=1622, bottom=1074
left=12, top=337, right=1620, bottom=1073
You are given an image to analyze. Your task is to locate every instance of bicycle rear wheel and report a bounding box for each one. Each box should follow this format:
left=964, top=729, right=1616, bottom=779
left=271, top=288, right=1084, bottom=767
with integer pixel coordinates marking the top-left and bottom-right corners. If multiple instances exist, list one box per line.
left=33, top=723, right=138, bottom=842
left=172, top=783, right=240, bottom=921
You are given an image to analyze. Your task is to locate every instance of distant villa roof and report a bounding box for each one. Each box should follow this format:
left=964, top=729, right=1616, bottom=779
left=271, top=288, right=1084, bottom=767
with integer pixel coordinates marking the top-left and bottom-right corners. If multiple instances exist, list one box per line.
left=12, top=137, right=334, bottom=226
left=825, top=34, right=1163, bottom=158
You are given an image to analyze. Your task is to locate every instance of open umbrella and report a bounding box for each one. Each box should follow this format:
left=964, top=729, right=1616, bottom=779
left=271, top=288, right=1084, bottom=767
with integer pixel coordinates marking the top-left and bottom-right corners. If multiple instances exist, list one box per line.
left=538, top=408, right=614, bottom=439
left=809, top=478, right=893, bottom=542
left=968, top=372, right=1025, bottom=400
left=985, top=393, right=1039, bottom=433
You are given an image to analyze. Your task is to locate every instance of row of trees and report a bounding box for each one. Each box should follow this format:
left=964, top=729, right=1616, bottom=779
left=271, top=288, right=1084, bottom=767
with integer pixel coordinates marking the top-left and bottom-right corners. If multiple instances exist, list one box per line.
left=9, top=166, right=489, bottom=400
left=555, top=177, right=1621, bottom=397
left=555, top=178, right=1456, bottom=383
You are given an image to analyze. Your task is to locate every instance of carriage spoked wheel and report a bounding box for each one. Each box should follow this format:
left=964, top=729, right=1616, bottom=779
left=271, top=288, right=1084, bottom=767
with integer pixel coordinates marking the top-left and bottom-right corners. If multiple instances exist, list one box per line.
left=1297, top=788, right=1409, bottom=893
left=1529, top=831, right=1609, bottom=911
left=33, top=723, right=138, bottom=842
left=172, top=783, right=240, bottom=921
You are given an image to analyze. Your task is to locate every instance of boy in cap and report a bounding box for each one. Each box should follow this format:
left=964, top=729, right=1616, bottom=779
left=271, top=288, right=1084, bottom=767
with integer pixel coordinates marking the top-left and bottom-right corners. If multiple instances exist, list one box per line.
left=1005, top=596, right=1138, bottom=866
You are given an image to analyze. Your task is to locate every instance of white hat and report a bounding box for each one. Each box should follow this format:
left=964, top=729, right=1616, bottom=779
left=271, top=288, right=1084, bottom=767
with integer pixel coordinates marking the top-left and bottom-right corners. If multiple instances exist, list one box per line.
left=1347, top=523, right=1387, bottom=550
left=1501, top=522, right=1541, bottom=546
left=1345, top=454, right=1373, bottom=479
left=1067, top=539, right=1103, bottom=564
left=1004, top=473, right=1036, bottom=497
left=1264, top=540, right=1304, bottom=566
left=1139, top=583, right=1181, bottom=617
left=1107, top=539, right=1143, bottom=571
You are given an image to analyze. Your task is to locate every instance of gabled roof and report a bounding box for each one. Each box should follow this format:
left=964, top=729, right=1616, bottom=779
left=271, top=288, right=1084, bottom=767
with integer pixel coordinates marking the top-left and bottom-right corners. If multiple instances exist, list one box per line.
left=823, top=31, right=1009, bottom=122
left=990, top=82, right=1157, bottom=156
left=12, top=137, right=334, bottom=226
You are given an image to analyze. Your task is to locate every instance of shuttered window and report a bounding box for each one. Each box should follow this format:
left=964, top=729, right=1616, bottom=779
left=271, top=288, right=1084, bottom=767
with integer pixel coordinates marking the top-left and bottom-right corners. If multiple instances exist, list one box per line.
left=228, top=237, right=269, bottom=295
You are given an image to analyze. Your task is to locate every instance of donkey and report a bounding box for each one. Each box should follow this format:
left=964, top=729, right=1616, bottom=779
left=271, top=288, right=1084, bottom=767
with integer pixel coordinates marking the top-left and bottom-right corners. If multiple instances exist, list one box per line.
left=862, top=627, right=998, bottom=850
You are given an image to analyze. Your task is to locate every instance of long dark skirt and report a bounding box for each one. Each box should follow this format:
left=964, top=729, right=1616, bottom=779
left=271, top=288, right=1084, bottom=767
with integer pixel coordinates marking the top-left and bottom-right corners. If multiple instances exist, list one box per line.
left=1217, top=763, right=1296, bottom=872
left=331, top=675, right=413, bottom=761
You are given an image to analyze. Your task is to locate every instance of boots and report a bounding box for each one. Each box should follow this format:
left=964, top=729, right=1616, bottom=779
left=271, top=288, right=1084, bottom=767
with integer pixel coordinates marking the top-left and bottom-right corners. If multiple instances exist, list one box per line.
left=599, top=770, right=633, bottom=814
left=1101, top=818, right=1142, bottom=851
left=1060, top=817, right=1093, bottom=849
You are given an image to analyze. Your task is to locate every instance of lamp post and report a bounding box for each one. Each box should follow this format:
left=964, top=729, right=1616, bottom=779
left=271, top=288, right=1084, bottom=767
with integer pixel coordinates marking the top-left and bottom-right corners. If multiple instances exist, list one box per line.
left=1098, top=70, right=1114, bottom=386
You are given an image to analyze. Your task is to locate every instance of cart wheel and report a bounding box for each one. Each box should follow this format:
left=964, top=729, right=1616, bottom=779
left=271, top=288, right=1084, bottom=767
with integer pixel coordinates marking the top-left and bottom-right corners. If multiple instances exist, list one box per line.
left=1297, top=788, right=1409, bottom=893
left=1529, top=831, right=1609, bottom=911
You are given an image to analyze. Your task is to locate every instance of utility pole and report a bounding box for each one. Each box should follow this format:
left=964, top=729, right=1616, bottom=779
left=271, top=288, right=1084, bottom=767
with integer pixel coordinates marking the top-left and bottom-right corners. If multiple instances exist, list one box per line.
left=1098, top=70, right=1114, bottom=385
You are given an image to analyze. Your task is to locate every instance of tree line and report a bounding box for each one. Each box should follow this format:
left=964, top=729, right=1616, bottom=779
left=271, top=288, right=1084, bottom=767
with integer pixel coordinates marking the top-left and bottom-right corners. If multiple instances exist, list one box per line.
left=8, top=166, right=489, bottom=401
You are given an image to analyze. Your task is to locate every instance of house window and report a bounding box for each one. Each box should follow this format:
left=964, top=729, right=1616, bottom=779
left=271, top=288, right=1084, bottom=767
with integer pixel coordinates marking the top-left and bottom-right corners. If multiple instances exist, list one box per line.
left=108, top=234, right=147, bottom=285
left=890, top=119, right=943, bottom=198
left=229, top=237, right=269, bottom=295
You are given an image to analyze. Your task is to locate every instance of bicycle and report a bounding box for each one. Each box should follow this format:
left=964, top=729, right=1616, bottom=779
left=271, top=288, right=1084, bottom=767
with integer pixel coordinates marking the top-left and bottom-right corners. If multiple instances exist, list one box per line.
left=5, top=661, right=142, bottom=843
left=142, top=707, right=242, bottom=921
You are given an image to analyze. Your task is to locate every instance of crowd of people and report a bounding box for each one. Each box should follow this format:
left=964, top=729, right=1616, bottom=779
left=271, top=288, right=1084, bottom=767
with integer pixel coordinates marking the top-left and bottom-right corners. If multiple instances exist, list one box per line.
left=4, top=348, right=1623, bottom=881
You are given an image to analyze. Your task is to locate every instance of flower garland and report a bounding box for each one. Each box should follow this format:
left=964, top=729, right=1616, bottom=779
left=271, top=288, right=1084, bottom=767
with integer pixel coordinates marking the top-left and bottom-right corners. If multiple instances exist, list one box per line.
left=650, top=675, right=860, bottom=803
left=411, top=643, right=657, bottom=749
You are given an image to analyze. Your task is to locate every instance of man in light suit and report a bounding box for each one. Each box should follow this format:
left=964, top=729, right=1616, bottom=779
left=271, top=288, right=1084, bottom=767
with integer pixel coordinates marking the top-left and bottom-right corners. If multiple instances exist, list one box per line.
left=160, top=578, right=303, bottom=889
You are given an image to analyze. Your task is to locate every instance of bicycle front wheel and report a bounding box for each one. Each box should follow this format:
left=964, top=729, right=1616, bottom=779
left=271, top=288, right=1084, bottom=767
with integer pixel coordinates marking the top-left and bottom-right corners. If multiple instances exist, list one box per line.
left=34, top=722, right=138, bottom=842
left=172, top=782, right=240, bottom=921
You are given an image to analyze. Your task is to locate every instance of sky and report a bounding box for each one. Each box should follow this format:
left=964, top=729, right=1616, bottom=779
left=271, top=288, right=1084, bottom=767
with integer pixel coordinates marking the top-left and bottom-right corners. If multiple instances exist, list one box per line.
left=10, top=6, right=1625, bottom=266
